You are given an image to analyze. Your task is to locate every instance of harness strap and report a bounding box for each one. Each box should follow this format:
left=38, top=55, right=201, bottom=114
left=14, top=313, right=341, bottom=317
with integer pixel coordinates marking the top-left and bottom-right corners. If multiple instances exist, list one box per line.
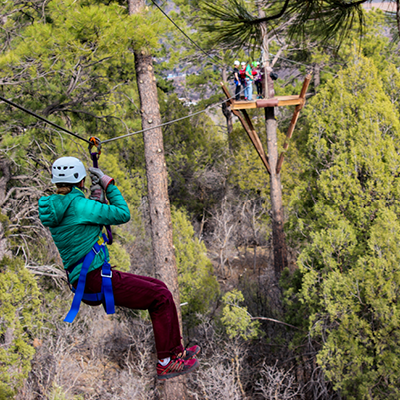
left=64, top=234, right=115, bottom=323
left=101, top=259, right=115, bottom=315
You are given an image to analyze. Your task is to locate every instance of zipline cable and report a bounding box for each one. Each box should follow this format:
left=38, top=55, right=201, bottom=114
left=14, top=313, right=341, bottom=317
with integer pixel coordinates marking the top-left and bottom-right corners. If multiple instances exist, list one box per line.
left=102, top=85, right=246, bottom=144
left=149, top=0, right=225, bottom=69
left=0, top=85, right=246, bottom=146
left=0, top=17, right=321, bottom=148
left=269, top=52, right=335, bottom=76
left=0, top=94, right=90, bottom=144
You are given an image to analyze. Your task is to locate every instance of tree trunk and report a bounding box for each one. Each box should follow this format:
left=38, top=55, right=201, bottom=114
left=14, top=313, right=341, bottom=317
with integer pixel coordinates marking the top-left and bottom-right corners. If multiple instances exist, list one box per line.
left=128, top=1, right=187, bottom=398
left=314, top=63, right=321, bottom=91
left=0, top=158, right=11, bottom=262
left=0, top=221, right=7, bottom=262
left=259, top=8, right=288, bottom=278
left=134, top=50, right=183, bottom=319
left=265, top=107, right=288, bottom=277
left=221, top=68, right=233, bottom=150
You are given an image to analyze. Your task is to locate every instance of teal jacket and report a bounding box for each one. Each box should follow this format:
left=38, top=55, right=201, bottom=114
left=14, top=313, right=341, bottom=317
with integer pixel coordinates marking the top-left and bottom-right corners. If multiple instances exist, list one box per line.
left=38, top=185, right=130, bottom=284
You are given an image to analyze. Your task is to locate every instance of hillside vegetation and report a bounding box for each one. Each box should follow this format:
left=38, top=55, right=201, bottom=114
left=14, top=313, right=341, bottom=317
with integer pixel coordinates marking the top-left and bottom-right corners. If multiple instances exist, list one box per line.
left=1, top=1, right=400, bottom=399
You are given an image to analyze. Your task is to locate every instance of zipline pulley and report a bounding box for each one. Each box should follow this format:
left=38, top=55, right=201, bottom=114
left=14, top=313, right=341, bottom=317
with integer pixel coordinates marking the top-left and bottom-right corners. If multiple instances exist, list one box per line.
left=88, top=136, right=101, bottom=168
left=88, top=136, right=113, bottom=245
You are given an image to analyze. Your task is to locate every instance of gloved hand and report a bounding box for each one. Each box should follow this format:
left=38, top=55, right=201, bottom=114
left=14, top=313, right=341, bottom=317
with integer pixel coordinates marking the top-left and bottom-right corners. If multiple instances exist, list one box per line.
left=88, top=167, right=115, bottom=190
left=89, top=183, right=107, bottom=204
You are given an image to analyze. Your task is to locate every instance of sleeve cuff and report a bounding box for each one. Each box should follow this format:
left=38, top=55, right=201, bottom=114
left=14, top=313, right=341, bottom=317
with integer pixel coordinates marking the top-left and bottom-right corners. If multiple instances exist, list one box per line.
left=101, top=175, right=115, bottom=189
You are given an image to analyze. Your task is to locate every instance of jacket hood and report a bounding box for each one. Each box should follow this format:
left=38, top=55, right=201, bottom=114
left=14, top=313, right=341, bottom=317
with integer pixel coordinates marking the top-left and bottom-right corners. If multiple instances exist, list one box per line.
left=38, top=187, right=83, bottom=227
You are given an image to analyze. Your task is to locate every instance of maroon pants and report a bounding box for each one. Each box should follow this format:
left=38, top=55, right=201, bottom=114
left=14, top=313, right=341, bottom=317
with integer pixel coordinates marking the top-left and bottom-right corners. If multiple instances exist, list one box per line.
left=81, top=268, right=184, bottom=359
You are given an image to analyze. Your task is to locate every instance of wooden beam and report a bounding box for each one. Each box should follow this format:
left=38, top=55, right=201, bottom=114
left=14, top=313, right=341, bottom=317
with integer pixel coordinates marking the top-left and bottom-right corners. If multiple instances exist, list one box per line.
left=220, top=82, right=271, bottom=174
left=221, top=83, right=234, bottom=106
left=230, top=95, right=305, bottom=110
left=241, top=109, right=271, bottom=174
left=277, top=98, right=304, bottom=107
left=276, top=95, right=302, bottom=101
left=276, top=73, right=312, bottom=174
left=256, top=99, right=279, bottom=108
left=231, top=100, right=257, bottom=110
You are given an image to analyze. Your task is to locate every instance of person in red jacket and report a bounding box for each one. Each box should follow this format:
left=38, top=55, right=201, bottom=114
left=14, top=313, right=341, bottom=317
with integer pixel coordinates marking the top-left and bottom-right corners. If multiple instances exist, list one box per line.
left=239, top=61, right=247, bottom=99
left=38, top=156, right=200, bottom=380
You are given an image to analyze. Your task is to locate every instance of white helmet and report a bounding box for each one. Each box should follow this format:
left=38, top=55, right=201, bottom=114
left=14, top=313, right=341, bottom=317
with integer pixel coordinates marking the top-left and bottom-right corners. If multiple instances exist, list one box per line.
left=234, top=60, right=240, bottom=66
left=51, top=157, right=86, bottom=184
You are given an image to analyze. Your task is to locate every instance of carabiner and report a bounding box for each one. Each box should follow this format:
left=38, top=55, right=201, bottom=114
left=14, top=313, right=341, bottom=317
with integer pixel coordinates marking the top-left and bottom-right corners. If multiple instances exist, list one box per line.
left=88, top=136, right=101, bottom=168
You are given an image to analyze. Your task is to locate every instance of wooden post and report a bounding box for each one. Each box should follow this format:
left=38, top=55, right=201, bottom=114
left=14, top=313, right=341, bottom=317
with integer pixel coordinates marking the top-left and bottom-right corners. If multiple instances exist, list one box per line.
left=221, top=83, right=271, bottom=174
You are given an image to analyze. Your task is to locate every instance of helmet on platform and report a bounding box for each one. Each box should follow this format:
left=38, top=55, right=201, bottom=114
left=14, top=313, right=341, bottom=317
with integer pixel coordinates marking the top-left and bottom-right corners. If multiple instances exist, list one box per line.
left=51, top=157, right=86, bottom=184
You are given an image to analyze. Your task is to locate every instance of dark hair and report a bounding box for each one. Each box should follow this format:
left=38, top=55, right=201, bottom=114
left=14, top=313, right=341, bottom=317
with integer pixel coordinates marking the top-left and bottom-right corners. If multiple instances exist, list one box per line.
left=55, top=182, right=73, bottom=195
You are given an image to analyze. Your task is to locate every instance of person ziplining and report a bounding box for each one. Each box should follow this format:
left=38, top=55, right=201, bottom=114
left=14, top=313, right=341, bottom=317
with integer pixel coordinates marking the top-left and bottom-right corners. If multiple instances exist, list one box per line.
left=0, top=59, right=311, bottom=382
left=38, top=155, right=200, bottom=381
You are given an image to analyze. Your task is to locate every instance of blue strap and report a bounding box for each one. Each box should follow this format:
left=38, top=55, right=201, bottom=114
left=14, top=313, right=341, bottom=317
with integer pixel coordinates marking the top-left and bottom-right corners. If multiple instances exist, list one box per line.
left=70, top=288, right=103, bottom=302
left=64, top=234, right=115, bottom=323
left=64, top=248, right=96, bottom=323
left=101, top=260, right=115, bottom=315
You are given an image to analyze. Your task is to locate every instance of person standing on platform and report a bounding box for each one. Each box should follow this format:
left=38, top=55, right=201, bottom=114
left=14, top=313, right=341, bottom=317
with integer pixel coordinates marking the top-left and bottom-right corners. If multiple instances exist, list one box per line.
left=245, top=61, right=254, bottom=101
left=253, top=62, right=263, bottom=99
left=239, top=61, right=247, bottom=99
left=233, top=60, right=241, bottom=100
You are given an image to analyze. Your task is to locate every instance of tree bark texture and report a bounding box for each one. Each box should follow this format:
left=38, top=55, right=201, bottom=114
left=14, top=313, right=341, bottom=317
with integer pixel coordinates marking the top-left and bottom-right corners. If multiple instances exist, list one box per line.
left=265, top=107, right=288, bottom=277
left=222, top=102, right=233, bottom=146
left=0, top=219, right=8, bottom=262
left=397, top=0, right=400, bottom=38
left=129, top=0, right=187, bottom=397
left=314, top=63, right=321, bottom=90
left=129, top=0, right=143, bottom=15
left=258, top=8, right=288, bottom=278
left=0, top=158, right=11, bottom=262
left=221, top=68, right=234, bottom=151
left=134, top=51, right=182, bottom=319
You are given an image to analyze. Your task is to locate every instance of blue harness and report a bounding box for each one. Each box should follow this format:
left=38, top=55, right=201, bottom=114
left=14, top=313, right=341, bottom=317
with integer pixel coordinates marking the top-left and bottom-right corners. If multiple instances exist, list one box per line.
left=64, top=234, right=115, bottom=323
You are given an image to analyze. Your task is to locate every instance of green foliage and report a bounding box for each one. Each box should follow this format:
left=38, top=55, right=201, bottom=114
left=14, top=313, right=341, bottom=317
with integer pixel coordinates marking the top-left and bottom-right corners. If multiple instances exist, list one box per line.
left=0, top=257, right=42, bottom=394
left=160, top=93, right=227, bottom=216
left=280, top=268, right=309, bottom=333
left=108, top=241, right=130, bottom=272
left=288, top=53, right=400, bottom=398
left=228, top=128, right=270, bottom=198
left=0, top=0, right=163, bottom=153
left=220, top=289, right=260, bottom=340
left=172, top=207, right=219, bottom=324
left=200, top=0, right=367, bottom=52
left=0, top=385, right=14, bottom=400
left=48, top=384, right=84, bottom=400
left=315, top=210, right=400, bottom=399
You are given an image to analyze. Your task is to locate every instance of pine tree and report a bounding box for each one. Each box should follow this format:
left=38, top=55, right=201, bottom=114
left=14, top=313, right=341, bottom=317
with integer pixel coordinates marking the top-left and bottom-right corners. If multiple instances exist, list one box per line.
left=0, top=256, right=42, bottom=397
left=290, top=53, right=400, bottom=398
left=172, top=207, right=219, bottom=327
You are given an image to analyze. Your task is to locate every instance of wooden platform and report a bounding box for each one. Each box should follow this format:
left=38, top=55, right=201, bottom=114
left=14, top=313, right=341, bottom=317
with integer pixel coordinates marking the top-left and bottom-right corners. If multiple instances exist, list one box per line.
left=221, top=73, right=312, bottom=174
left=231, top=95, right=304, bottom=110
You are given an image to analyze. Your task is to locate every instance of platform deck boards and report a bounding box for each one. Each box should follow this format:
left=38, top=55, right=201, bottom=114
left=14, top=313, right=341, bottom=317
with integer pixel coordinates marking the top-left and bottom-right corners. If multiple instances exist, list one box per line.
left=231, top=95, right=304, bottom=110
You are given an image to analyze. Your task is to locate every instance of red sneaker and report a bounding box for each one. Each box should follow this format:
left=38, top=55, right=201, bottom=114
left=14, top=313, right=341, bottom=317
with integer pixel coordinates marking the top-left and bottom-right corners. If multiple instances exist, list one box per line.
left=182, top=345, right=201, bottom=360
left=157, top=357, right=199, bottom=380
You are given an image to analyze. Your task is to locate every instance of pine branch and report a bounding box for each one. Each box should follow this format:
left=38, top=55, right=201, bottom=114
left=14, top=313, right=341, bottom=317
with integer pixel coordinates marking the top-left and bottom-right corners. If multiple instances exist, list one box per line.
left=201, top=0, right=367, bottom=50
